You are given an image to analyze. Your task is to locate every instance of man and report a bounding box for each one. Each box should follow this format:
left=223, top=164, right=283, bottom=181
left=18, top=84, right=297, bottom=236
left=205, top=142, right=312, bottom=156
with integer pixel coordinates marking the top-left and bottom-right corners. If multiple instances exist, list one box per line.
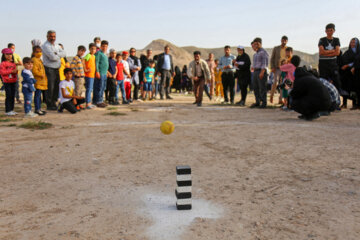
left=140, top=49, right=153, bottom=98
left=94, top=37, right=101, bottom=52
left=234, top=46, right=251, bottom=106
left=156, top=45, right=175, bottom=100
left=251, top=38, right=269, bottom=108
left=8, top=43, right=22, bottom=104
left=218, top=46, right=236, bottom=104
left=93, top=40, right=109, bottom=108
left=318, top=23, right=341, bottom=90
left=41, top=30, right=66, bottom=110
left=289, top=56, right=331, bottom=120
left=128, top=48, right=142, bottom=101
left=270, top=36, right=288, bottom=104
left=187, top=51, right=211, bottom=107
left=206, top=53, right=216, bottom=100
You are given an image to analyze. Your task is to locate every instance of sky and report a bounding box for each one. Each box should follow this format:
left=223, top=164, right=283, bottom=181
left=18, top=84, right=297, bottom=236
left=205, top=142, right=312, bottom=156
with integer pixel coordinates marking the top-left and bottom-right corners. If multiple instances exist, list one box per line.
left=1, top=0, right=360, bottom=57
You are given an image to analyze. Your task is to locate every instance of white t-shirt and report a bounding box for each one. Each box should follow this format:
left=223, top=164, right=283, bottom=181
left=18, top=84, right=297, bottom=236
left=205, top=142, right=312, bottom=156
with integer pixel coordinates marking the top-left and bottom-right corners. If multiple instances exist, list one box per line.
left=122, top=60, right=131, bottom=83
left=59, top=80, right=74, bottom=104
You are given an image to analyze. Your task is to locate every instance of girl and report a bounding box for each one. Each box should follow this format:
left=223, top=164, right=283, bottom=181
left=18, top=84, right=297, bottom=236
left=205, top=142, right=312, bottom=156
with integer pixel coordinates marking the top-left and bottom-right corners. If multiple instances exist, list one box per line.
left=0, top=48, right=18, bottom=115
left=32, top=46, right=47, bottom=115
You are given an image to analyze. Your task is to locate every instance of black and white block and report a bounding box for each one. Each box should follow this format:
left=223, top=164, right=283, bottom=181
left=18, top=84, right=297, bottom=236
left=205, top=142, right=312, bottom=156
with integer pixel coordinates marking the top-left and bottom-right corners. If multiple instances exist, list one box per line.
left=176, top=165, right=192, bottom=210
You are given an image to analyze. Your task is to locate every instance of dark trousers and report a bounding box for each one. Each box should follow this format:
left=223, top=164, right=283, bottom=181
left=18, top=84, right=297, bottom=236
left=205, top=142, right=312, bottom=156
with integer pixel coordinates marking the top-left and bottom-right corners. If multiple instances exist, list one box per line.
left=193, top=77, right=205, bottom=103
left=292, top=96, right=331, bottom=117
left=221, top=72, right=235, bottom=103
left=238, top=76, right=250, bottom=102
left=44, top=66, right=60, bottom=108
left=61, top=99, right=85, bottom=114
left=15, top=80, right=20, bottom=100
left=106, top=78, right=117, bottom=103
left=160, top=70, right=171, bottom=98
left=319, top=60, right=341, bottom=90
left=133, top=82, right=139, bottom=100
left=4, top=82, right=16, bottom=113
left=253, top=70, right=268, bottom=105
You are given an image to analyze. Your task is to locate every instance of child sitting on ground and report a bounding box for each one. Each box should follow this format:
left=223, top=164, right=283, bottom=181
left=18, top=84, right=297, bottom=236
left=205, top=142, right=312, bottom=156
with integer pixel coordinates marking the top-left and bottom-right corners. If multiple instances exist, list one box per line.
left=142, top=60, right=155, bottom=100
left=58, top=68, right=85, bottom=114
left=21, top=57, right=37, bottom=117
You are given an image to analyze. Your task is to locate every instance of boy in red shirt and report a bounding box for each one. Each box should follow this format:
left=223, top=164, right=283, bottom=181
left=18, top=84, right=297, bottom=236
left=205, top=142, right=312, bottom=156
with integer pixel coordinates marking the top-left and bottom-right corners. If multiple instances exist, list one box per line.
left=116, top=53, right=128, bottom=104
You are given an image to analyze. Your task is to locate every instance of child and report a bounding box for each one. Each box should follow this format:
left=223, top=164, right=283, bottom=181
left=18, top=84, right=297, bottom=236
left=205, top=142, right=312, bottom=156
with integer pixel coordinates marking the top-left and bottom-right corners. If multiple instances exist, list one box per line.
left=214, top=59, right=224, bottom=102
left=122, top=51, right=132, bottom=102
left=21, top=57, right=37, bottom=117
left=285, top=47, right=293, bottom=63
left=107, top=49, right=118, bottom=105
left=0, top=48, right=18, bottom=115
left=58, top=68, right=85, bottom=114
left=116, top=53, right=128, bottom=104
left=83, top=43, right=97, bottom=109
left=32, top=46, right=47, bottom=115
left=142, top=60, right=155, bottom=100
left=279, top=58, right=296, bottom=110
left=70, top=45, right=86, bottom=110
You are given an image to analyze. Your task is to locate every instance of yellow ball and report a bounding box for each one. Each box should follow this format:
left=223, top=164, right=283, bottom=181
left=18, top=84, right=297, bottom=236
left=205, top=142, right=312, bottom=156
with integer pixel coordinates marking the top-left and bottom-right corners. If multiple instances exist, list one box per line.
left=160, top=121, right=175, bottom=135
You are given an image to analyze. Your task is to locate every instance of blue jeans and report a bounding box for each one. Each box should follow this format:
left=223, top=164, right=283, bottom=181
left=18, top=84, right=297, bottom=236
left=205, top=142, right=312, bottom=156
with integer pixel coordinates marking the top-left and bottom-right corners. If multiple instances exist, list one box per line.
left=34, top=89, right=42, bottom=111
left=116, top=80, right=126, bottom=101
left=93, top=74, right=107, bottom=104
left=143, top=82, right=152, bottom=91
left=85, top=77, right=94, bottom=104
left=23, top=89, right=33, bottom=113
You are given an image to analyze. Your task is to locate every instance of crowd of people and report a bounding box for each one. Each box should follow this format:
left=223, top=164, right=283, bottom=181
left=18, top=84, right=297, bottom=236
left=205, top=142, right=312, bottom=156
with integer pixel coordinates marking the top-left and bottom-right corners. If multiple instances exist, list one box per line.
left=0, top=23, right=359, bottom=120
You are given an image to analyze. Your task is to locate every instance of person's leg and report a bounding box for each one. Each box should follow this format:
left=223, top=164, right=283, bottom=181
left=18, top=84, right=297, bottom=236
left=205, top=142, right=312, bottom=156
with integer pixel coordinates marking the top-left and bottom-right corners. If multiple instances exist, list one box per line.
left=62, top=100, right=77, bottom=114
left=23, top=91, right=32, bottom=114
left=222, top=73, right=229, bottom=102
left=198, top=78, right=205, bottom=103
left=193, top=80, right=199, bottom=103
left=92, top=77, right=100, bottom=104
left=165, top=71, right=171, bottom=98
left=99, top=74, right=107, bottom=103
left=210, top=75, right=215, bottom=98
left=160, top=71, right=165, bottom=99
left=204, top=83, right=211, bottom=100
left=119, top=80, right=126, bottom=102
left=252, top=71, right=260, bottom=105
left=259, top=71, right=268, bottom=106
left=15, top=80, right=20, bottom=102
left=239, top=77, right=248, bottom=102
left=229, top=72, right=235, bottom=103
left=115, top=81, right=119, bottom=102
left=52, top=69, right=60, bottom=108
left=4, top=83, right=12, bottom=113
left=125, top=82, right=131, bottom=100
left=44, top=67, right=55, bottom=108
left=85, top=77, right=94, bottom=106
left=133, top=82, right=139, bottom=100
left=34, top=89, right=41, bottom=111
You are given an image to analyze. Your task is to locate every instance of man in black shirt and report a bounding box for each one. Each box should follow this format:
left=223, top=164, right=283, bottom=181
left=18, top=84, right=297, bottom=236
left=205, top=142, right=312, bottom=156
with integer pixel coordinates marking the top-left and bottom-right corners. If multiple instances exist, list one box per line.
left=234, top=46, right=251, bottom=106
left=318, top=23, right=341, bottom=90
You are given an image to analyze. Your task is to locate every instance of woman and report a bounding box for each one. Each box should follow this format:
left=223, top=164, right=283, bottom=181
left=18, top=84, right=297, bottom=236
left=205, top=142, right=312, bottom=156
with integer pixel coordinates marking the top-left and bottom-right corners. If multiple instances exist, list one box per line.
left=340, top=38, right=360, bottom=109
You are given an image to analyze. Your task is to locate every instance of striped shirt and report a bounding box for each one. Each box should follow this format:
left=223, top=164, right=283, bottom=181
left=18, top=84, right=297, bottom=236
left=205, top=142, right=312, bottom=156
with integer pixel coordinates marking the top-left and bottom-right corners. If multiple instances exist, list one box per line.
left=70, top=55, right=85, bottom=78
left=319, top=77, right=340, bottom=106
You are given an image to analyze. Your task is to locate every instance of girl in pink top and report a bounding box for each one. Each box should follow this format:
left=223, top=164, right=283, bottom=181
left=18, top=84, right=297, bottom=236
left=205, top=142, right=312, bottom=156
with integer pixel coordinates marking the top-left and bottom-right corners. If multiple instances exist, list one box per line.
left=279, top=61, right=296, bottom=82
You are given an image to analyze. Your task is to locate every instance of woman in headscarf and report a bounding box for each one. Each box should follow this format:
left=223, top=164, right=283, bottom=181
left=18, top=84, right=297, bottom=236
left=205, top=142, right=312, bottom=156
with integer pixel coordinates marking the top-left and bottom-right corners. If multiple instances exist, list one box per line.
left=340, top=38, right=359, bottom=109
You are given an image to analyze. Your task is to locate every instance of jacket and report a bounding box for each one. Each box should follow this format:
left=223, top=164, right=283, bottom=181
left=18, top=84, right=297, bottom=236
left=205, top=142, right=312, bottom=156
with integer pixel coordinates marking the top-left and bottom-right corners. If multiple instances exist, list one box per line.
left=21, top=69, right=36, bottom=92
left=235, top=52, right=251, bottom=80
left=187, top=59, right=211, bottom=82
left=0, top=61, right=17, bottom=83
left=270, top=45, right=288, bottom=69
left=32, top=57, right=48, bottom=90
left=156, top=53, right=174, bottom=74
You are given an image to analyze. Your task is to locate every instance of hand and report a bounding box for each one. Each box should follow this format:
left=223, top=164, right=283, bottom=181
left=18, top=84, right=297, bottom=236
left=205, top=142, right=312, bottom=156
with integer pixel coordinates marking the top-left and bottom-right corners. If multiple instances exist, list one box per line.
left=96, top=72, right=100, bottom=79
left=259, top=72, right=264, bottom=80
left=193, top=76, right=198, bottom=81
left=12, top=69, right=18, bottom=74
left=85, top=68, right=90, bottom=73
left=285, top=84, right=290, bottom=90
left=341, top=65, right=349, bottom=70
left=351, top=68, right=355, bottom=75
left=172, top=72, right=175, bottom=77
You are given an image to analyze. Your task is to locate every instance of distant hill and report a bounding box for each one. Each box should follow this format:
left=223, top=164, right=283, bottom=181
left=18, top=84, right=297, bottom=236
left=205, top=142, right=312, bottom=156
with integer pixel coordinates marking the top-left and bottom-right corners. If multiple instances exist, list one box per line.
left=138, top=39, right=349, bottom=71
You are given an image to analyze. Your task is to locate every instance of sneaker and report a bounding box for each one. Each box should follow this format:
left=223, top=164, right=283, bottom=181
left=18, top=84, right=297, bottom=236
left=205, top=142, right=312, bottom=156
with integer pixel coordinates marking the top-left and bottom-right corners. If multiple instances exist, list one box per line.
left=11, top=111, right=18, bottom=115
left=137, top=99, right=143, bottom=102
left=96, top=102, right=107, bottom=108
left=86, top=104, right=96, bottom=109
left=166, top=96, right=173, bottom=100
left=122, top=100, right=129, bottom=105
left=259, top=104, right=266, bottom=109
left=250, top=103, right=260, bottom=108
left=25, top=111, right=37, bottom=118
left=16, top=99, right=22, bottom=104
left=197, top=102, right=202, bottom=107
left=5, top=111, right=15, bottom=116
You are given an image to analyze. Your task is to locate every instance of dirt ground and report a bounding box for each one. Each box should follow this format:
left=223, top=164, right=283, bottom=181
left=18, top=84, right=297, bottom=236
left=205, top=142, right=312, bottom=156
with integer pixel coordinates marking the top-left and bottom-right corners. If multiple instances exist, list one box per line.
left=0, top=93, right=360, bottom=240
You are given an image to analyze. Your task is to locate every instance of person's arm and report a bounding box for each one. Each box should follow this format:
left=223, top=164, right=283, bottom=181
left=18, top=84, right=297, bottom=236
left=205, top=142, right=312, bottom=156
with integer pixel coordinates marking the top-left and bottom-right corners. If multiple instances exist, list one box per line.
left=61, top=87, right=83, bottom=99
left=95, top=53, right=101, bottom=78
left=270, top=47, right=276, bottom=71
left=57, top=45, right=66, bottom=58
left=203, top=61, right=211, bottom=82
left=42, top=43, right=60, bottom=62
left=138, top=59, right=142, bottom=71
left=115, top=65, right=118, bottom=79
left=259, top=52, right=267, bottom=80
left=187, top=62, right=194, bottom=79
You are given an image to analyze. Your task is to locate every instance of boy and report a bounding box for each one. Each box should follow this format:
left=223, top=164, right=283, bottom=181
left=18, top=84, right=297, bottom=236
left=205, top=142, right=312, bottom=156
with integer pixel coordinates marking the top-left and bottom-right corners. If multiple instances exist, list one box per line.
left=94, top=40, right=109, bottom=107
left=116, top=53, right=128, bottom=104
left=142, top=60, right=155, bottom=100
left=214, top=59, right=224, bottom=102
left=106, top=49, right=118, bottom=105
left=122, top=51, right=132, bottom=102
left=84, top=43, right=96, bottom=109
left=70, top=45, right=86, bottom=110
left=21, top=57, right=37, bottom=117
left=318, top=23, right=341, bottom=90
left=58, top=68, right=85, bottom=114
left=285, top=47, right=293, bottom=63
left=32, top=46, right=47, bottom=115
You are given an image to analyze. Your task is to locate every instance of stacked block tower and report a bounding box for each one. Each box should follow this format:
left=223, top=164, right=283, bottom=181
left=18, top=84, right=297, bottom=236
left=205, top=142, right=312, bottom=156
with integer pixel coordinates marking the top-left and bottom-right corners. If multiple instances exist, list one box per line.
left=175, top=165, right=192, bottom=210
